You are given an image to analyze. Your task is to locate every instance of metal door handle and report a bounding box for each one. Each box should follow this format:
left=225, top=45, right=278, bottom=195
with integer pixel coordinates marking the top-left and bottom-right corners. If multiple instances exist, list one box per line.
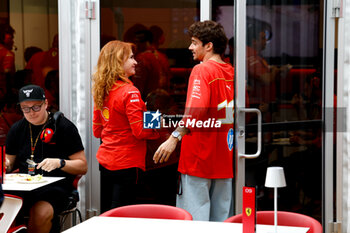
left=238, top=108, right=262, bottom=159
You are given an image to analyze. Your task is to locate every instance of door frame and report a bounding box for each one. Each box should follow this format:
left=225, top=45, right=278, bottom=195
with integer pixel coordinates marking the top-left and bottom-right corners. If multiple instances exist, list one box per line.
left=58, top=0, right=101, bottom=219
left=233, top=0, right=247, bottom=215
left=323, top=0, right=336, bottom=231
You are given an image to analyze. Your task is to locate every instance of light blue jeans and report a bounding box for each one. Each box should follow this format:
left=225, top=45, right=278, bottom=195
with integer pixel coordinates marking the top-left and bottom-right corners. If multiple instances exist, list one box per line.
left=176, top=174, right=233, bottom=221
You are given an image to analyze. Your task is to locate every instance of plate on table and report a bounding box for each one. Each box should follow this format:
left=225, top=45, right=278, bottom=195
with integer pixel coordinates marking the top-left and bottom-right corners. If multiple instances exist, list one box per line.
left=5, top=173, right=31, bottom=181
left=16, top=174, right=46, bottom=184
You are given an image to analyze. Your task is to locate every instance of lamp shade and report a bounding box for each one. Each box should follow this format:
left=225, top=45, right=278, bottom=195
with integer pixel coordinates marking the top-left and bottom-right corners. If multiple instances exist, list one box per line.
left=265, top=167, right=286, bottom=188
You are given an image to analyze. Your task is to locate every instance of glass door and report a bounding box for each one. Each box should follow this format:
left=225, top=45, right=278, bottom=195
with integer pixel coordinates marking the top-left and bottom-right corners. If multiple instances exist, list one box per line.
left=243, top=1, right=324, bottom=220
left=229, top=1, right=336, bottom=231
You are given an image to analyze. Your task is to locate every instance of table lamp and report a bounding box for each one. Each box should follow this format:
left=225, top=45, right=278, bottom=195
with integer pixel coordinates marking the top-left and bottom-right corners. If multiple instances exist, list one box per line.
left=265, top=166, right=286, bottom=233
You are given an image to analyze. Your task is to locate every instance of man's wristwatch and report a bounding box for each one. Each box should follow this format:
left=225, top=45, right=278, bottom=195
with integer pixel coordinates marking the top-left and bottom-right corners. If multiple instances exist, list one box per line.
left=59, top=159, right=66, bottom=169
left=171, top=130, right=182, bottom=141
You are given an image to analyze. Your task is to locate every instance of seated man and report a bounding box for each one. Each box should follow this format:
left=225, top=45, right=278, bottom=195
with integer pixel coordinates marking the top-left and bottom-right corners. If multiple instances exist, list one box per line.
left=5, top=84, right=87, bottom=233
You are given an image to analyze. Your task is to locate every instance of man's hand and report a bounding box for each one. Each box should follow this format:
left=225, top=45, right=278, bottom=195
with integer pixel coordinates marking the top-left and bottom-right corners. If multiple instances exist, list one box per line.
left=37, top=158, right=61, bottom=172
left=5, top=155, right=16, bottom=173
left=5, top=157, right=13, bottom=173
left=5, top=158, right=10, bottom=170
left=153, top=136, right=178, bottom=164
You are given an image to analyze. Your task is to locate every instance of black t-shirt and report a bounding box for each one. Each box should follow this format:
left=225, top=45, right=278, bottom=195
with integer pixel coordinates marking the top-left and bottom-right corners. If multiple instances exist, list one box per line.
left=5, top=112, right=84, bottom=189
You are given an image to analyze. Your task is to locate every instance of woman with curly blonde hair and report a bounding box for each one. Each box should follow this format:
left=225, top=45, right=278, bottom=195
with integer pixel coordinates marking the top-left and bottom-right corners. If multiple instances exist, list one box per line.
left=92, top=40, right=159, bottom=212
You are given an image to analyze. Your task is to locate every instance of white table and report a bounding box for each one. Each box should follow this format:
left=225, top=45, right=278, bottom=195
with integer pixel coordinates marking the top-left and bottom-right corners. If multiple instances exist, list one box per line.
left=63, top=216, right=310, bottom=233
left=2, top=175, right=65, bottom=191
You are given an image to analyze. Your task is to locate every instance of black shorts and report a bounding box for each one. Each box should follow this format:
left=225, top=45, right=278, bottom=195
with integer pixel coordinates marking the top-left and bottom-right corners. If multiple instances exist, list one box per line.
left=21, top=183, right=71, bottom=215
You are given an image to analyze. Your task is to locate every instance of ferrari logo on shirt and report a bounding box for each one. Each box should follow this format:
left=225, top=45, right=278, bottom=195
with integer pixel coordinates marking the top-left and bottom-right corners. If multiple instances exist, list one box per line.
left=245, top=207, right=252, bottom=217
left=102, top=107, right=110, bottom=121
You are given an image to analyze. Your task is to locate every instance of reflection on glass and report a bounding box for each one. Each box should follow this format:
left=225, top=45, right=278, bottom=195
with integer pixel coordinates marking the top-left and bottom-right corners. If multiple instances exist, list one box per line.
left=131, top=28, right=172, bottom=100
left=100, top=0, right=199, bottom=207
left=247, top=2, right=323, bottom=222
left=0, top=1, right=59, bottom=145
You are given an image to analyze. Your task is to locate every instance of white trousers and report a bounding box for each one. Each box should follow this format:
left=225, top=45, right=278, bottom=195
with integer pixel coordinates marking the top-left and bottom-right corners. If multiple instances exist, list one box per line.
left=176, top=174, right=233, bottom=221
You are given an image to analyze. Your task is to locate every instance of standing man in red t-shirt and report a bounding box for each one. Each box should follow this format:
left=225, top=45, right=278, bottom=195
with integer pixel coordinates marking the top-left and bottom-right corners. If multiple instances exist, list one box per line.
left=153, top=20, right=234, bottom=221
left=246, top=22, right=290, bottom=122
left=25, top=34, right=59, bottom=89
left=0, top=24, right=15, bottom=96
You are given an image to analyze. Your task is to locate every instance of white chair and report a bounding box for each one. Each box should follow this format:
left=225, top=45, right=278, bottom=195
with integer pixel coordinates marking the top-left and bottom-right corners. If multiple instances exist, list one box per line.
left=0, top=194, right=27, bottom=233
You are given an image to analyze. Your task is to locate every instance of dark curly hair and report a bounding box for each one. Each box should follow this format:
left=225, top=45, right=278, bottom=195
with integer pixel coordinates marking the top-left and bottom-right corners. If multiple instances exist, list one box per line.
left=0, top=24, right=14, bottom=44
left=188, top=20, right=228, bottom=55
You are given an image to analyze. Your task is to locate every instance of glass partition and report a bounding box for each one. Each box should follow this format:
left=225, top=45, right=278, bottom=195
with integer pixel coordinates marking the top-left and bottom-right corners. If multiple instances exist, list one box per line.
left=100, top=0, right=199, bottom=206
left=0, top=0, right=58, bottom=145
left=245, top=1, right=323, bottom=221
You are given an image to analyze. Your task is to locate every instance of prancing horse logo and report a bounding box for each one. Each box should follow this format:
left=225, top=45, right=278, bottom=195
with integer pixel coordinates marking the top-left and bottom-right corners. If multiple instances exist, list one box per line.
left=23, top=89, right=33, bottom=97
left=245, top=207, right=252, bottom=217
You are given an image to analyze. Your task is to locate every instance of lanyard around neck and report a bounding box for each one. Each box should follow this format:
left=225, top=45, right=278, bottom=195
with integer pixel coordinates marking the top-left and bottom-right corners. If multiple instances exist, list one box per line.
left=29, top=121, right=48, bottom=159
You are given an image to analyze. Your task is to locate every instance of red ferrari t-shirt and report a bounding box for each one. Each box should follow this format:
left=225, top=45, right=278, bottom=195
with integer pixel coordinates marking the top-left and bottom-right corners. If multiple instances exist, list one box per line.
left=93, top=81, right=159, bottom=171
left=178, top=60, right=234, bottom=179
left=0, top=44, right=15, bottom=90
